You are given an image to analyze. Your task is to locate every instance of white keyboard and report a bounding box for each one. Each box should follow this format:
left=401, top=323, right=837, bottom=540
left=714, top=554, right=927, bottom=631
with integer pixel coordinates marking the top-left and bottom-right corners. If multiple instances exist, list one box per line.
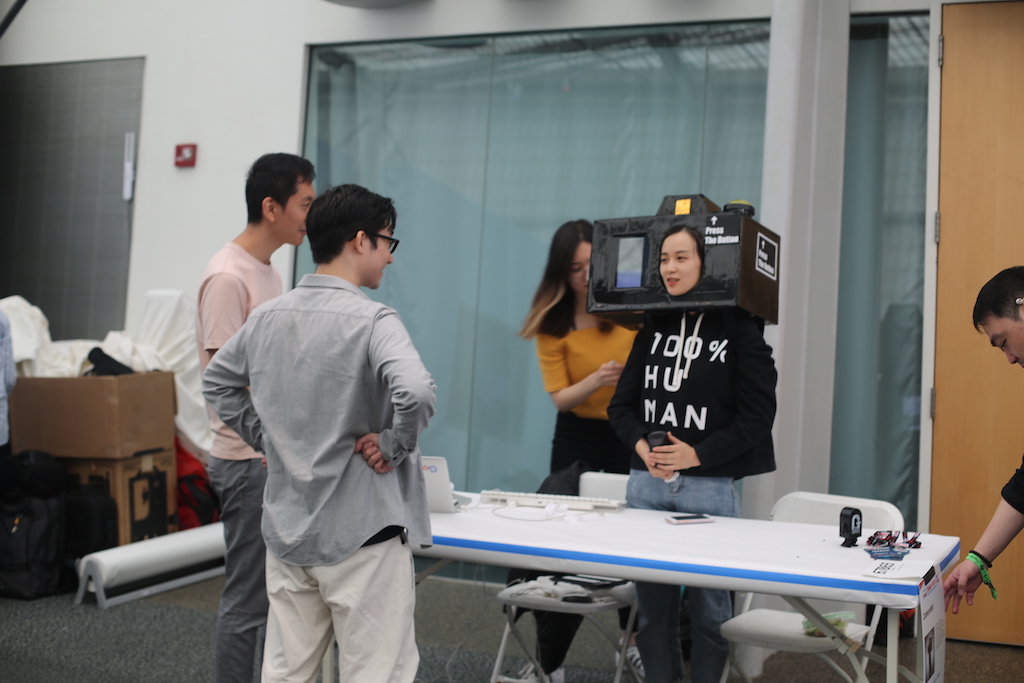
left=479, top=489, right=626, bottom=512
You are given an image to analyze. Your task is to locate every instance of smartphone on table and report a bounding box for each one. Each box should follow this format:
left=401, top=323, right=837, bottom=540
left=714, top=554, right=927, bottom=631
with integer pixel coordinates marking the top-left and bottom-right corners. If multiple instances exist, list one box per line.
left=664, top=513, right=713, bottom=525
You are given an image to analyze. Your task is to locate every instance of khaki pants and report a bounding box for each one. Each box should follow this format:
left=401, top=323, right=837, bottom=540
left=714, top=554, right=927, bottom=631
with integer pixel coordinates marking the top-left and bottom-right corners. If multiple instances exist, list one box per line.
left=261, top=536, right=418, bottom=683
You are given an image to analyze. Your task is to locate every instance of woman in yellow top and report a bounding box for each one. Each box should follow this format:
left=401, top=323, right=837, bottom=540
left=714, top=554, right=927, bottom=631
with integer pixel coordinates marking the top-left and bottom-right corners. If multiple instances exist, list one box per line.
left=521, top=218, right=637, bottom=475
left=519, top=220, right=640, bottom=681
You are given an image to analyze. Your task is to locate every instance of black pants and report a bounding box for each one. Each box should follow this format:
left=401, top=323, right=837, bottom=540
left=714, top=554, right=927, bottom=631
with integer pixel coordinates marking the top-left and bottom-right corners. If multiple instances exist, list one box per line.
left=535, top=609, right=586, bottom=673
left=549, top=412, right=630, bottom=475
left=533, top=413, right=632, bottom=673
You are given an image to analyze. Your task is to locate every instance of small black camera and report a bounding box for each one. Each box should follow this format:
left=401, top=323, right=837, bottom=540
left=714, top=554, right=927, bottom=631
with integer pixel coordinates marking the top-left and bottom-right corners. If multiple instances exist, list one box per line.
left=587, top=194, right=781, bottom=326
left=839, top=507, right=862, bottom=547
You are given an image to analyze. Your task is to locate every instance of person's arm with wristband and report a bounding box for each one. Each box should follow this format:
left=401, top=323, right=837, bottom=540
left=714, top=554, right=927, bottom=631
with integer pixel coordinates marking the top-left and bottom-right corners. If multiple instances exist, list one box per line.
left=943, top=499, right=1024, bottom=613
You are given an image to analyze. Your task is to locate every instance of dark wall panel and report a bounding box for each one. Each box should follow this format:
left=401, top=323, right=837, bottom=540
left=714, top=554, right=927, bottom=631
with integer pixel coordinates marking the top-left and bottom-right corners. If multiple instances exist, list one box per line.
left=0, top=57, right=143, bottom=341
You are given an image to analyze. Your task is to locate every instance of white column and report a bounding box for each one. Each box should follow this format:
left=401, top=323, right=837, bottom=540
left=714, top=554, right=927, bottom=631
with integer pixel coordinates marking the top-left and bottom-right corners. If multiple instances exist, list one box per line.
left=744, top=0, right=851, bottom=521
left=735, top=2, right=851, bottom=676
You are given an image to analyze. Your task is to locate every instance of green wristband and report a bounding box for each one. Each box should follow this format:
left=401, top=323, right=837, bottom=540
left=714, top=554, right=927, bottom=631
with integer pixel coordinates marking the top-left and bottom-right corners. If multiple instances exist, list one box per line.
left=967, top=552, right=998, bottom=600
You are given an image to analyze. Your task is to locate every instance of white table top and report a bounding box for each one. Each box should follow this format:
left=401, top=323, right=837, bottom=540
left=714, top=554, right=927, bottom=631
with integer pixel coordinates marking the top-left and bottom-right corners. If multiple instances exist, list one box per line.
left=418, top=495, right=960, bottom=611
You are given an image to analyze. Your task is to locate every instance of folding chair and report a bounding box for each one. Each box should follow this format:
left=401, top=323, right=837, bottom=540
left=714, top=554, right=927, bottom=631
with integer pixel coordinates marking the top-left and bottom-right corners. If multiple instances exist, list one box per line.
left=718, top=491, right=905, bottom=683
left=492, top=577, right=639, bottom=683
left=489, top=472, right=642, bottom=683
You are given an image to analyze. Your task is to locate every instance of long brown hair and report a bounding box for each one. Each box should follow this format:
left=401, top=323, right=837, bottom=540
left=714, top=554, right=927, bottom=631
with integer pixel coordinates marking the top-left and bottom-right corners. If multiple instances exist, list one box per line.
left=520, top=220, right=611, bottom=339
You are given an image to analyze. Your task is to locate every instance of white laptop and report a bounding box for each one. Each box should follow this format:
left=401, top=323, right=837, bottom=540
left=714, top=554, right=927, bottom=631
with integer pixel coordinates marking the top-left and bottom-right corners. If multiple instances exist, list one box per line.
left=421, top=456, right=471, bottom=513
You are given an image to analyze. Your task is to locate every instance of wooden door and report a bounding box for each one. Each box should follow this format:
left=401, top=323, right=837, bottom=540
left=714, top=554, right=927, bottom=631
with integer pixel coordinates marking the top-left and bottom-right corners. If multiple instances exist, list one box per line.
left=933, top=0, right=1024, bottom=645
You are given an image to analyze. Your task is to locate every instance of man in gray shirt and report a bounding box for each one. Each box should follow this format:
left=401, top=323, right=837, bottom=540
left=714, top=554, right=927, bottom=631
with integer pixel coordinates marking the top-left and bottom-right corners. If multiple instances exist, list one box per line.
left=202, top=183, right=436, bottom=683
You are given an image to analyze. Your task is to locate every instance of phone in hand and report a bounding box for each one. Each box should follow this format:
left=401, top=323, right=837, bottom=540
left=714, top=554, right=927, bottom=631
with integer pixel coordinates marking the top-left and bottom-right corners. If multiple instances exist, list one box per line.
left=664, top=513, right=713, bottom=525
left=647, top=430, right=668, bottom=448
left=647, top=431, right=681, bottom=482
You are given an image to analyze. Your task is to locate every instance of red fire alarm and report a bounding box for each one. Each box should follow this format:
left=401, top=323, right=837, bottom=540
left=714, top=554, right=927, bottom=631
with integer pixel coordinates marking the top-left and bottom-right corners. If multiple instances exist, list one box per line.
left=175, top=144, right=198, bottom=167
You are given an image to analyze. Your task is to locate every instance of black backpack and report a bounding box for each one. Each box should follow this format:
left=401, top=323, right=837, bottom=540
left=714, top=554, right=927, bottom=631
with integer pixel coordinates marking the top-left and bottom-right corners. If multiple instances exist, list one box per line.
left=0, top=451, right=67, bottom=599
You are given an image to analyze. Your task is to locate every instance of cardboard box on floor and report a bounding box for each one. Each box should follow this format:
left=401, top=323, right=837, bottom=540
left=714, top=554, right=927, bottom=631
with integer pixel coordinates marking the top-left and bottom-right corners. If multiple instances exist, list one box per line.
left=61, top=449, right=179, bottom=546
left=10, top=371, right=176, bottom=459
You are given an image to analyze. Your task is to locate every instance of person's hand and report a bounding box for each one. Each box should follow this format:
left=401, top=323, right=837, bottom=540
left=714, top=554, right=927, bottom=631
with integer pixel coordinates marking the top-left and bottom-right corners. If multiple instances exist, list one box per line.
left=354, top=433, right=394, bottom=473
left=637, top=437, right=674, bottom=480
left=261, top=457, right=267, bottom=470
left=594, top=361, right=625, bottom=387
left=647, top=432, right=700, bottom=472
left=943, top=559, right=984, bottom=614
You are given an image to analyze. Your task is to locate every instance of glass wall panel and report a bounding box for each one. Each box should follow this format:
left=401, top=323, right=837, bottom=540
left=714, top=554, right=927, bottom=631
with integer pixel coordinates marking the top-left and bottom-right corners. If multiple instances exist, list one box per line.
left=830, top=15, right=929, bottom=528
left=303, top=39, right=495, bottom=486
left=302, top=24, right=770, bottom=492
left=702, top=24, right=771, bottom=205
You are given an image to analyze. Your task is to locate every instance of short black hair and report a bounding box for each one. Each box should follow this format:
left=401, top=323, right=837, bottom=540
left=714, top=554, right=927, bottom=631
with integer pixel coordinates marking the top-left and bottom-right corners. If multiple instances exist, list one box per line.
left=305, top=184, right=397, bottom=264
left=245, top=153, right=316, bottom=224
left=973, top=266, right=1024, bottom=329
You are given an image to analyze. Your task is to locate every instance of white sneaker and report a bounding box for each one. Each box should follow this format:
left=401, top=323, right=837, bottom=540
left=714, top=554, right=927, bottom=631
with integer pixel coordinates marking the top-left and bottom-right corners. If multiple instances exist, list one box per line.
left=615, top=643, right=645, bottom=680
left=516, top=664, right=565, bottom=683
left=516, top=663, right=539, bottom=682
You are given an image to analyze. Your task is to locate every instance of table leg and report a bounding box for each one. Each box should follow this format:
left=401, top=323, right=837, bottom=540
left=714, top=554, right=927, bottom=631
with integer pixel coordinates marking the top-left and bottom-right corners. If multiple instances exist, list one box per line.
left=783, top=597, right=925, bottom=683
left=887, top=608, right=899, bottom=683
left=783, top=596, right=871, bottom=683
left=414, top=557, right=453, bottom=584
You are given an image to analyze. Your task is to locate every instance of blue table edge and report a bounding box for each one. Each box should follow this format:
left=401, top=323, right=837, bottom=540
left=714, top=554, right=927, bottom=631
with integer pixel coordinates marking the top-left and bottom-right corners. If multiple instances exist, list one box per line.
left=430, top=536, right=962, bottom=598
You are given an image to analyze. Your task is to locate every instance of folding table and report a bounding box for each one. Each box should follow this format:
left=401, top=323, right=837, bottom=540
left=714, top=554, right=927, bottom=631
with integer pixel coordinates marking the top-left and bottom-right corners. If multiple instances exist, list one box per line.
left=416, top=496, right=960, bottom=683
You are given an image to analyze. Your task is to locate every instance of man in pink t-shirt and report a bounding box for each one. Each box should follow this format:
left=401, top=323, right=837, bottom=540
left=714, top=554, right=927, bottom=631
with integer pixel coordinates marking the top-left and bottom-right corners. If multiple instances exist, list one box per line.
left=196, top=153, right=315, bottom=683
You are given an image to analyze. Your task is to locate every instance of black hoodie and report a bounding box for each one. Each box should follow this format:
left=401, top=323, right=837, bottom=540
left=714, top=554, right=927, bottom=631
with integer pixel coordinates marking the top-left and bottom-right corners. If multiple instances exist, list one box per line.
left=608, top=308, right=777, bottom=479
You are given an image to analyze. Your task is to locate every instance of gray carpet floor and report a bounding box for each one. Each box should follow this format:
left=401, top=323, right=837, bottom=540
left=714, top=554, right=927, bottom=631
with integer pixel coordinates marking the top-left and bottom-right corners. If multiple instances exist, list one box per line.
left=2, top=570, right=1023, bottom=682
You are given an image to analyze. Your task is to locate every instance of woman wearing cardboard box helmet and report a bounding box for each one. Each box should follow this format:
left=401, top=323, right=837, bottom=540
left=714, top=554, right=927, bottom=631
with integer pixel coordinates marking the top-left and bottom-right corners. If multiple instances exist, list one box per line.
left=608, top=225, right=778, bottom=683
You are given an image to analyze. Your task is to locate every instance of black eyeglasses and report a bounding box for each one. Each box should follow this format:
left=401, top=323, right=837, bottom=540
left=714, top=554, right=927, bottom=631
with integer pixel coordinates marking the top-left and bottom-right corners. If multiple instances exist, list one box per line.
left=366, top=232, right=400, bottom=254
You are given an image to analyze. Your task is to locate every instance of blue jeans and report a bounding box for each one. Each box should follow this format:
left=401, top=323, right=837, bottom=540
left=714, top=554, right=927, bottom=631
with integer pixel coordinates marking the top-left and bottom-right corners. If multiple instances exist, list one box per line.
left=626, top=471, right=739, bottom=683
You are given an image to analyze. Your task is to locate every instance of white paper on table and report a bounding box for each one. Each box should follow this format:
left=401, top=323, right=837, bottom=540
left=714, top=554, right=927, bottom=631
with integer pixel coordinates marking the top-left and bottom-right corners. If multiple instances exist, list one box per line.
left=862, top=559, right=935, bottom=580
